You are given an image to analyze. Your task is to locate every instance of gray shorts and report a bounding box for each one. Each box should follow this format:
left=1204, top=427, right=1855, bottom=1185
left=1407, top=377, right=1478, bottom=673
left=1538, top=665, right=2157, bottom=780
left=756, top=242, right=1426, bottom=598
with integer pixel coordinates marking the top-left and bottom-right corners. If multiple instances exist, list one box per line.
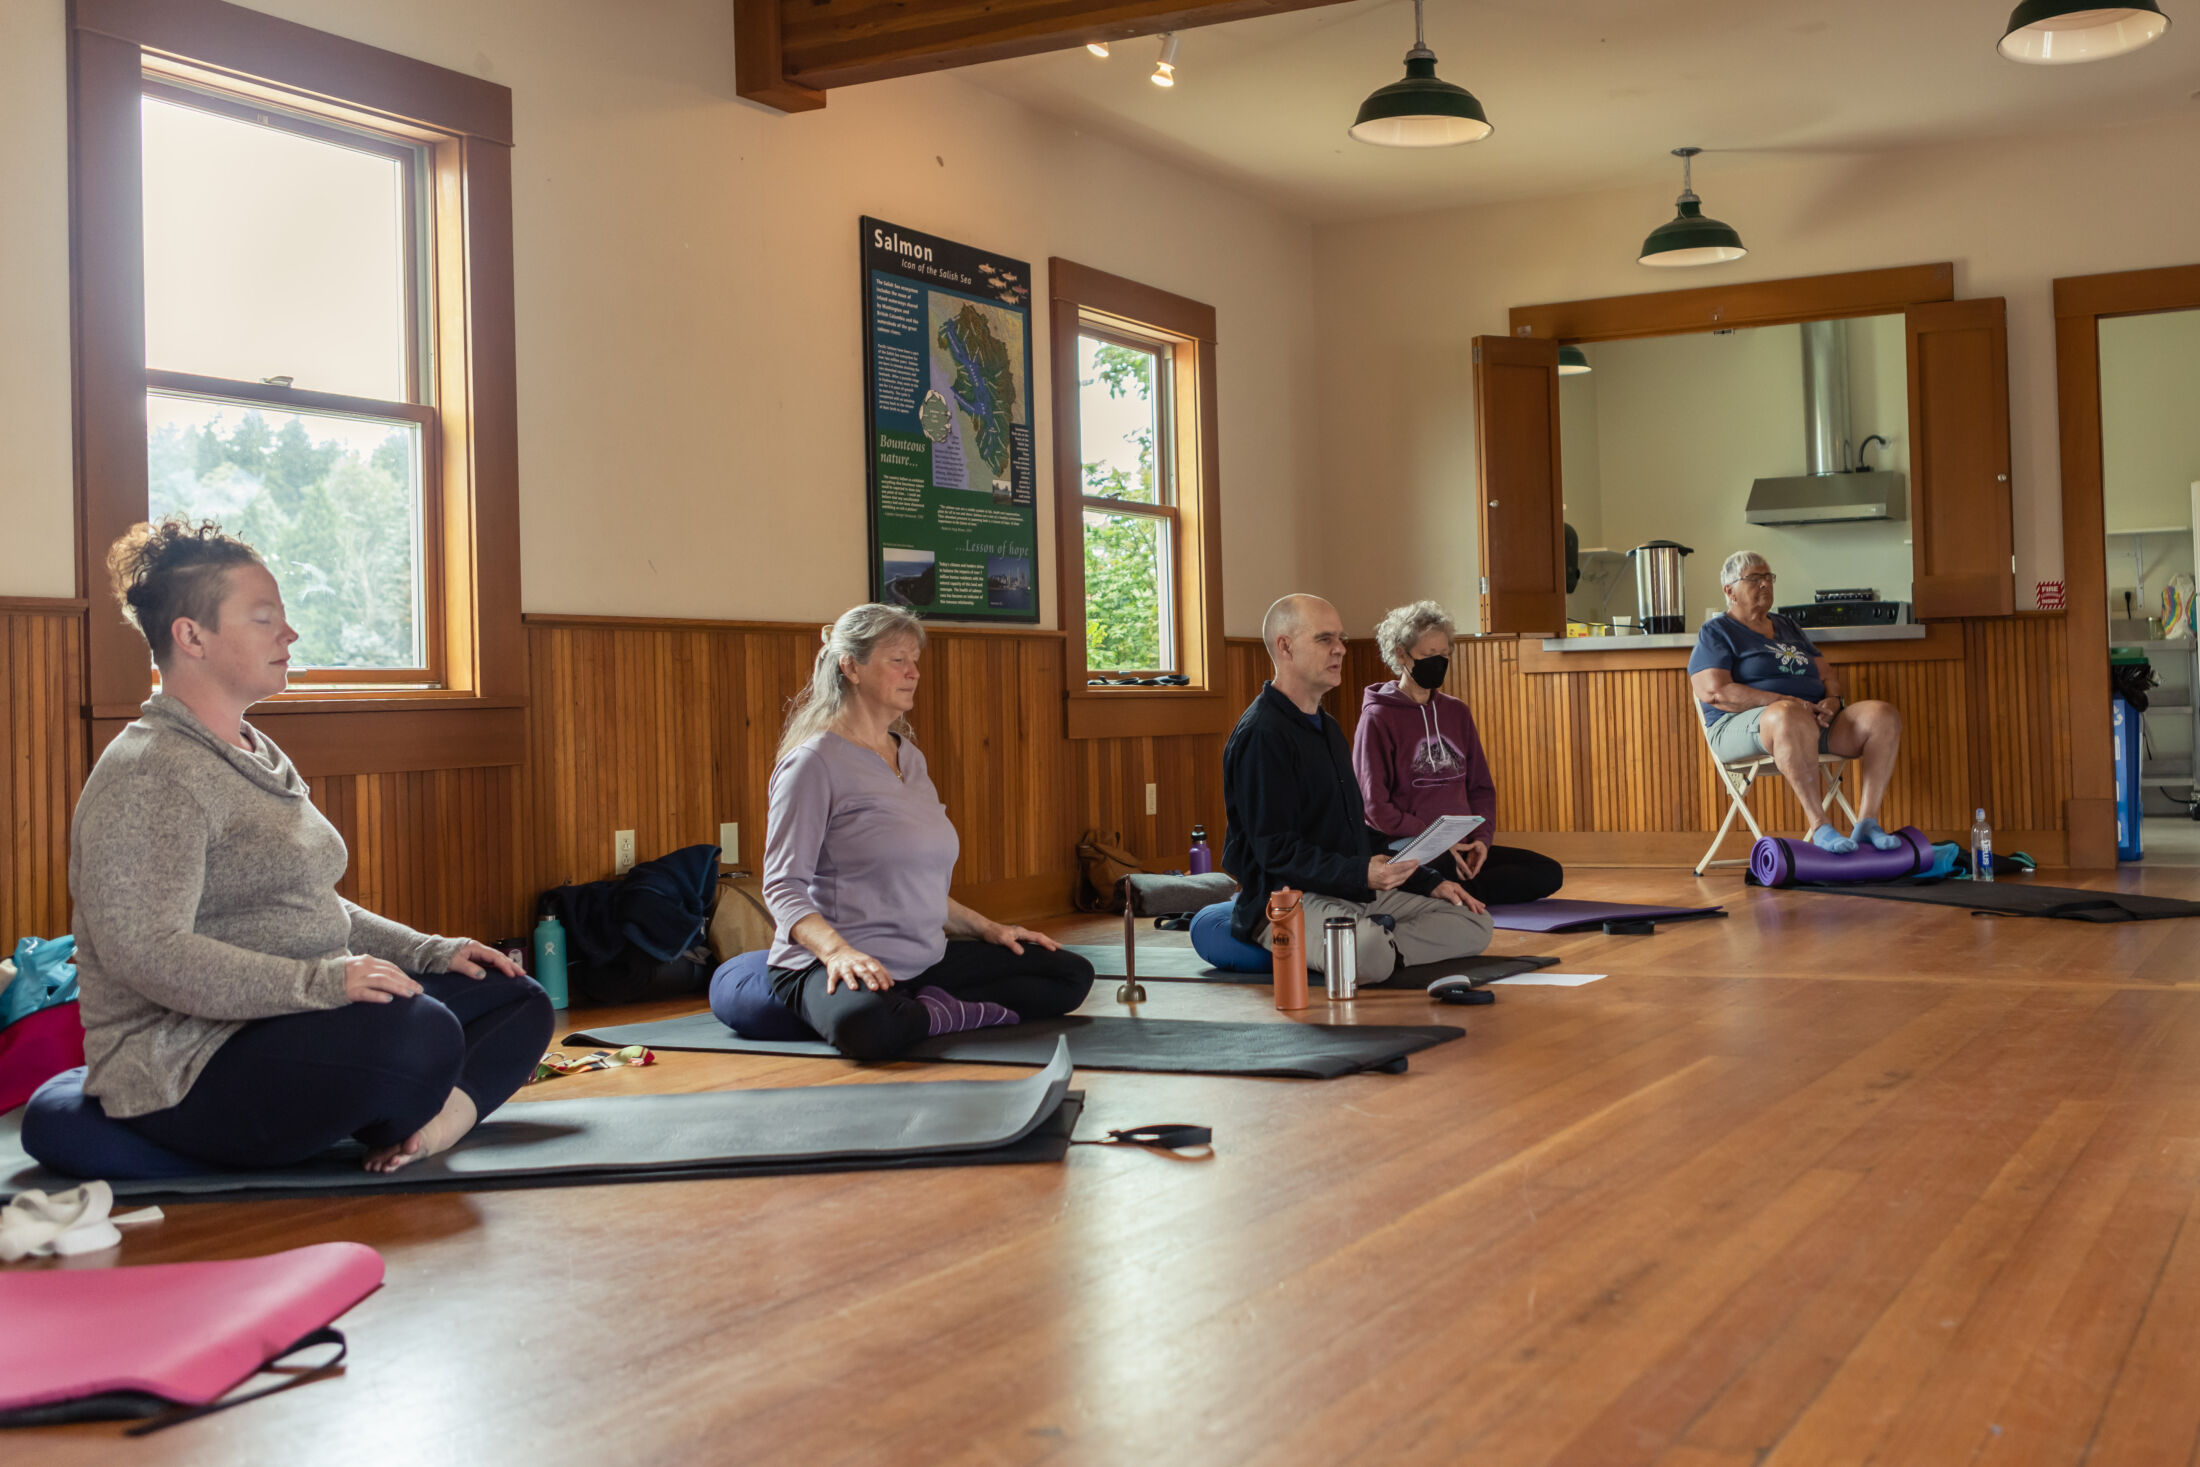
left=1706, top=704, right=1832, bottom=762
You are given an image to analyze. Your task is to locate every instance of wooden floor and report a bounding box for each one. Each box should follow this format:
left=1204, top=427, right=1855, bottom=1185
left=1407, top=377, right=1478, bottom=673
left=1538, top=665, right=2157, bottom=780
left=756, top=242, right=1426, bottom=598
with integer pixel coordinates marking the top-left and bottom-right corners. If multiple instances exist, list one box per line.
left=21, top=864, right=2200, bottom=1465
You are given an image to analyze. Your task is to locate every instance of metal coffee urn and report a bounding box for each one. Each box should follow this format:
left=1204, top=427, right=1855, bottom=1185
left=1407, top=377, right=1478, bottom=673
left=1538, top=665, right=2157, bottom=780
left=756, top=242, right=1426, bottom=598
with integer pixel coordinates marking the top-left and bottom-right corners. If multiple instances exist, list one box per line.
left=1629, top=541, right=1694, bottom=635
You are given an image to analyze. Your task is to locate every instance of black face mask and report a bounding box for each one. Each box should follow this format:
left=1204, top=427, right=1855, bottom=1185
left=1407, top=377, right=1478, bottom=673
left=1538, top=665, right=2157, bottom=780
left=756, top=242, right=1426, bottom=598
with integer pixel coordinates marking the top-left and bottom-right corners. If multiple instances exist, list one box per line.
left=1409, top=654, right=1450, bottom=691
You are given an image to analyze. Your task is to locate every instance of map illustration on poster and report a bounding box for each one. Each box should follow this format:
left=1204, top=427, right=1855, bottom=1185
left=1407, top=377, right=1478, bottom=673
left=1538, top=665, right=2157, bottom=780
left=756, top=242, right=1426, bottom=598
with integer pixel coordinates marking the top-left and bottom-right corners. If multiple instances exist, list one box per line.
left=861, top=216, right=1038, bottom=623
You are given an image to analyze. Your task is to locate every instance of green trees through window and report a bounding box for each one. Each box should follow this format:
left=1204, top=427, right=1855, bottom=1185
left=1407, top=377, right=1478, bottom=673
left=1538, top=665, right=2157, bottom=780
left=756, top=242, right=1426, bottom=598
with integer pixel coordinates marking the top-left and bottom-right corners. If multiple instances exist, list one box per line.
left=148, top=398, right=423, bottom=671
left=1079, top=336, right=1173, bottom=672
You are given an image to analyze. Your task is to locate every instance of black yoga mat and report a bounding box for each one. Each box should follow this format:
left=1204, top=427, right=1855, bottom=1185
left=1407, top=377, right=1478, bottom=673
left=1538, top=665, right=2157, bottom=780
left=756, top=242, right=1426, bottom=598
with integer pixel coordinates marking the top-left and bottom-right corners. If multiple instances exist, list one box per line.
left=1061, top=944, right=1556, bottom=988
left=1787, top=880, right=2200, bottom=923
left=563, top=1011, right=1464, bottom=1079
left=1485, top=899, right=1727, bottom=933
left=1, top=1043, right=1077, bottom=1204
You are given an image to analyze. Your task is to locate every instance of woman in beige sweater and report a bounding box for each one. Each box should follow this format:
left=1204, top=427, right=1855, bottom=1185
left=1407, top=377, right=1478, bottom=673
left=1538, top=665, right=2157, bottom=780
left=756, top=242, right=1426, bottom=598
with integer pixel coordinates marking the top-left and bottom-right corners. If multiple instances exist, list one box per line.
left=68, top=520, right=551, bottom=1174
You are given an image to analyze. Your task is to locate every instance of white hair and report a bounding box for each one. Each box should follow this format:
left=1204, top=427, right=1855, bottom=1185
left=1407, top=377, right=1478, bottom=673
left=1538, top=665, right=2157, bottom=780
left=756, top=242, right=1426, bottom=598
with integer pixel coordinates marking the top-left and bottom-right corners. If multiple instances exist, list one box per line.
left=777, top=603, right=926, bottom=759
left=1720, top=550, right=1770, bottom=588
left=1374, top=600, right=1455, bottom=675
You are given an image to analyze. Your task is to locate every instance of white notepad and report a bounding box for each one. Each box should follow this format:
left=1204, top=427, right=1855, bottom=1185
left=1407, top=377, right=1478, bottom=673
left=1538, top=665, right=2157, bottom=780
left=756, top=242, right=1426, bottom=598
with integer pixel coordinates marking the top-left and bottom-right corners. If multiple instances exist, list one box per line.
left=1387, top=814, right=1485, bottom=869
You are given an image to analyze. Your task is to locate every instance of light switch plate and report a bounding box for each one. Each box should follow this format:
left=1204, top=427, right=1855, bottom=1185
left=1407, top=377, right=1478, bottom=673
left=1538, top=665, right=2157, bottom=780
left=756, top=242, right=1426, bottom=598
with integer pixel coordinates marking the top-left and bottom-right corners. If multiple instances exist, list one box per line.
left=1145, top=782, right=1157, bottom=816
left=719, top=821, right=739, bottom=865
left=614, top=829, right=636, bottom=876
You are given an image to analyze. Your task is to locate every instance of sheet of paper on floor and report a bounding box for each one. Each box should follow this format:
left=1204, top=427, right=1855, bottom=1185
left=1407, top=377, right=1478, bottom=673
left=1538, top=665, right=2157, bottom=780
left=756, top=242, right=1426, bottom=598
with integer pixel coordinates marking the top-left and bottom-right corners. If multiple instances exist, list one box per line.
left=1486, top=972, right=1607, bottom=987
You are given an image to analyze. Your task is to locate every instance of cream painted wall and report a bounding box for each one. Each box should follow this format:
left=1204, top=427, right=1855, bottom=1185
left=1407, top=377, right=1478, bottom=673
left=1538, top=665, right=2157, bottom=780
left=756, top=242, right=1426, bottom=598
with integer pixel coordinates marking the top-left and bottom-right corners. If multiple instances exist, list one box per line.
left=1565, top=315, right=1912, bottom=627
left=0, top=0, right=1318, bottom=635
left=2101, top=308, right=2200, bottom=534
left=0, top=0, right=75, bottom=599
left=1311, top=113, right=2200, bottom=633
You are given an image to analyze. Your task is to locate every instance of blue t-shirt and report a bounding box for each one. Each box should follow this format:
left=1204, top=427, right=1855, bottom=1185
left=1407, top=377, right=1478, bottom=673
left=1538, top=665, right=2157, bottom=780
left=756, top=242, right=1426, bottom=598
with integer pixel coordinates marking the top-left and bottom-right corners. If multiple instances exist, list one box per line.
left=1688, top=614, right=1824, bottom=726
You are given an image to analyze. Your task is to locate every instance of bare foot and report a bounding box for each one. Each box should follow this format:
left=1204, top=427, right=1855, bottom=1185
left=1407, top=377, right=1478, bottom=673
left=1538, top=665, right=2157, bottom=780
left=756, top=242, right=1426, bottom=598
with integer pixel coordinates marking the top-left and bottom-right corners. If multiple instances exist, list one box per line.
left=361, top=1089, right=479, bottom=1174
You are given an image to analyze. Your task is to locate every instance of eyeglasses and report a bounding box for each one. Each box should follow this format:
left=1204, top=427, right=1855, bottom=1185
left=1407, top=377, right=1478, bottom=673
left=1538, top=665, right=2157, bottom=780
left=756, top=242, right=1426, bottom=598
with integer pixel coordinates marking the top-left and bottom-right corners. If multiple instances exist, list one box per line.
left=1735, top=572, right=1777, bottom=587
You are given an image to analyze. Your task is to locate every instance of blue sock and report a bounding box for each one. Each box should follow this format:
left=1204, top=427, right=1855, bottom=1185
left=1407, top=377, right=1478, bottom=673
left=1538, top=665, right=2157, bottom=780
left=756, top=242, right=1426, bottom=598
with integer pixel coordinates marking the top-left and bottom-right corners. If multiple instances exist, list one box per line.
left=1809, top=824, right=1858, bottom=855
left=1852, top=817, right=1903, bottom=851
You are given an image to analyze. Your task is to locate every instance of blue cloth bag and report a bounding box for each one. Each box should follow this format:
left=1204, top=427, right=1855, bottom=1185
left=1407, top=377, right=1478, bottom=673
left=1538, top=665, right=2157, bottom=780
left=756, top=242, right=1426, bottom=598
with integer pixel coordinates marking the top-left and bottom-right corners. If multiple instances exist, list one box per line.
left=1, top=935, right=79, bottom=1032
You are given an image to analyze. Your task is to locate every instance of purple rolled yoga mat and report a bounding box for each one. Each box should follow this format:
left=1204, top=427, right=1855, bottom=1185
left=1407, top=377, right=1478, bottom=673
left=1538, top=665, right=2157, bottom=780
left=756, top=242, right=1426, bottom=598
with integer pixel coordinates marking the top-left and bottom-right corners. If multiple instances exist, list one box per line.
left=1487, top=900, right=1725, bottom=933
left=1750, top=825, right=1932, bottom=887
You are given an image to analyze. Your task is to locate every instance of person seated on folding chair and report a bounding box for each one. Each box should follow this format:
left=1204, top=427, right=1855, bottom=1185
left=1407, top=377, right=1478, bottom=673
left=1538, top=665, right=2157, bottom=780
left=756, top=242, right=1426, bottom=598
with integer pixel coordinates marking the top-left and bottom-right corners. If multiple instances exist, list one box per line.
left=1221, top=594, right=1493, bottom=982
left=1689, top=551, right=1905, bottom=854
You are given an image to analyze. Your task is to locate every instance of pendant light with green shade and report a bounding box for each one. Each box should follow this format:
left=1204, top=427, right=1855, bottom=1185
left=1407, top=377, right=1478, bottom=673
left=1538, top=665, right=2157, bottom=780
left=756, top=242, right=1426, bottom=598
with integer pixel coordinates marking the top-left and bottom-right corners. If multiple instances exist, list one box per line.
left=1349, top=0, right=1491, bottom=147
left=1558, top=345, right=1591, bottom=375
left=1639, top=147, right=1746, bottom=268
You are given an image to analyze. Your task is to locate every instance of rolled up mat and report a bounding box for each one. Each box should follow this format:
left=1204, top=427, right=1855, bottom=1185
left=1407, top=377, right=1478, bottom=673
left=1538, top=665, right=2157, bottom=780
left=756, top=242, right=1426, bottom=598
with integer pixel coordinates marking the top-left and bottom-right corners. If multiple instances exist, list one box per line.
left=1749, top=825, right=1933, bottom=887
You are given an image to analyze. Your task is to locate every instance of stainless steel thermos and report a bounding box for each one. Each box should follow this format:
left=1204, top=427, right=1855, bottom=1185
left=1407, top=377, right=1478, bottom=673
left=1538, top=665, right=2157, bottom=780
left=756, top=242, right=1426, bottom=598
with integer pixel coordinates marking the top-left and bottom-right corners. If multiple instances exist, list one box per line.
left=1322, top=916, right=1357, bottom=1001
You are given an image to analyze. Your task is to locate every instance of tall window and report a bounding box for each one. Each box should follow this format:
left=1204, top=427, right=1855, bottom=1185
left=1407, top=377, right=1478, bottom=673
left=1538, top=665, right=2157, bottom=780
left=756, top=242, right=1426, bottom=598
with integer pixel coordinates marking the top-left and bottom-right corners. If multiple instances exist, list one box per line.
left=73, top=0, right=522, bottom=771
left=141, top=84, right=437, bottom=686
left=1049, top=260, right=1228, bottom=740
left=1078, top=330, right=1177, bottom=673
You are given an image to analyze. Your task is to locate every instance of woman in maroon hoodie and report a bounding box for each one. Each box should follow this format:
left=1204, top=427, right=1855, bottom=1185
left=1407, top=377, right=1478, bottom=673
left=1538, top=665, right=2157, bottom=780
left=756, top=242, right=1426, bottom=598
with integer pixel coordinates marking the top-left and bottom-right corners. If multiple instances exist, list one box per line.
left=1352, top=600, right=1565, bottom=907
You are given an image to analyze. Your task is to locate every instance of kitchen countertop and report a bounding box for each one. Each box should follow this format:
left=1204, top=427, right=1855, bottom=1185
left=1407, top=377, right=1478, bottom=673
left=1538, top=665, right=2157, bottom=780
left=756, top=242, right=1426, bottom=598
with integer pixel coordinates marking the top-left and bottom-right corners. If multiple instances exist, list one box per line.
left=1541, top=623, right=1929, bottom=653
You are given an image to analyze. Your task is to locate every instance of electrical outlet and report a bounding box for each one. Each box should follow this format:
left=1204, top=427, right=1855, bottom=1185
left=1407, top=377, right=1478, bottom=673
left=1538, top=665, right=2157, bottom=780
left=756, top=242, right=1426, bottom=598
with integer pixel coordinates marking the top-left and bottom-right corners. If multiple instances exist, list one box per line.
left=1145, top=782, right=1157, bottom=816
left=719, top=821, right=739, bottom=865
left=613, top=829, right=636, bottom=876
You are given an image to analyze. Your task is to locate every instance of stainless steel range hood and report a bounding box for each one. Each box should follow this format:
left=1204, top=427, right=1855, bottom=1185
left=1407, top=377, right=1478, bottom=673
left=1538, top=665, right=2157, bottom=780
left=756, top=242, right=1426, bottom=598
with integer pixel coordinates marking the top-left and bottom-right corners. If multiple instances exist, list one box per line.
left=1745, top=320, right=1906, bottom=526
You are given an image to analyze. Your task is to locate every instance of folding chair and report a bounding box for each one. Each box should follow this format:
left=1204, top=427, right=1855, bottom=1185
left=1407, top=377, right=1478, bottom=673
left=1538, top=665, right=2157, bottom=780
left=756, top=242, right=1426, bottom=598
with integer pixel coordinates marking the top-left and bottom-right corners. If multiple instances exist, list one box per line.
left=1695, top=712, right=1858, bottom=876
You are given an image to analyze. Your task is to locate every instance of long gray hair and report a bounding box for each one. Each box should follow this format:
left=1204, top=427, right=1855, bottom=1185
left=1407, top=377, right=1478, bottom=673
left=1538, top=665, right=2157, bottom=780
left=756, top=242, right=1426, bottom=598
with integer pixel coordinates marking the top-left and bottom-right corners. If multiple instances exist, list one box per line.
left=777, top=603, right=927, bottom=760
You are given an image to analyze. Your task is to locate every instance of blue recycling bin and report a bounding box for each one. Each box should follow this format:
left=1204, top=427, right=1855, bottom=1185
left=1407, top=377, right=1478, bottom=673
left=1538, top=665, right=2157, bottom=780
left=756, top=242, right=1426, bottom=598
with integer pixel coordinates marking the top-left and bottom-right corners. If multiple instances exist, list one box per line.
left=2113, top=694, right=2143, bottom=862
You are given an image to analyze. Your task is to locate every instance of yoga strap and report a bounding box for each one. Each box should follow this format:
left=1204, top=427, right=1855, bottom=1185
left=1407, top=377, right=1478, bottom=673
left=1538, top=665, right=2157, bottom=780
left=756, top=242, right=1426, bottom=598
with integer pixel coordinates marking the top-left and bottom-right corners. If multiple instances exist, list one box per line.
left=125, top=1328, right=349, bottom=1436
left=1085, top=1124, right=1213, bottom=1153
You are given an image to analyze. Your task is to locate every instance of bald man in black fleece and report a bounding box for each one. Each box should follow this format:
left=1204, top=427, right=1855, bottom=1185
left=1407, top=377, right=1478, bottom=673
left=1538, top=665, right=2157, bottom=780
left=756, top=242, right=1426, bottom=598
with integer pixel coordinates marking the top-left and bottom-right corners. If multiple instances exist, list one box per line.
left=1221, top=594, right=1493, bottom=980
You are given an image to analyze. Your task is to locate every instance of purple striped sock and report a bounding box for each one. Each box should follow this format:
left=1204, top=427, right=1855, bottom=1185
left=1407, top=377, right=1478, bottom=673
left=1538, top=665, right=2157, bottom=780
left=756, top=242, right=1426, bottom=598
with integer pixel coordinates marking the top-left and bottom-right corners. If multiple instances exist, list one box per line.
left=915, top=986, right=1020, bottom=1037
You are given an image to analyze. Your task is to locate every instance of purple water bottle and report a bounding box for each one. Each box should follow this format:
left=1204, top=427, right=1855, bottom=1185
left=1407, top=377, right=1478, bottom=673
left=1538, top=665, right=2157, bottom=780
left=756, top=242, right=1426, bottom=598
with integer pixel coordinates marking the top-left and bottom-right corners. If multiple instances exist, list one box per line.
left=1189, top=824, right=1212, bottom=875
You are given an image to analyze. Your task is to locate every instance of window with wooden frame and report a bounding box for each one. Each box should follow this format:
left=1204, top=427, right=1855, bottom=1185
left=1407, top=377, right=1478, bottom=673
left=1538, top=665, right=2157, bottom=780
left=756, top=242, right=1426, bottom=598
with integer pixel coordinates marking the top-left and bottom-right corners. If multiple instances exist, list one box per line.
left=141, top=81, right=439, bottom=688
left=1050, top=260, right=1230, bottom=741
left=72, top=0, right=524, bottom=770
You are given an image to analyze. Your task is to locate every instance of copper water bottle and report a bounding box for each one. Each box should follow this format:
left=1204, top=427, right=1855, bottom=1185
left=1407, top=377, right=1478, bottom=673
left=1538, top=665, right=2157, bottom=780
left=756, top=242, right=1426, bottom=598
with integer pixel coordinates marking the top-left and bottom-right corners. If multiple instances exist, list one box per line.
left=1266, top=887, right=1308, bottom=1011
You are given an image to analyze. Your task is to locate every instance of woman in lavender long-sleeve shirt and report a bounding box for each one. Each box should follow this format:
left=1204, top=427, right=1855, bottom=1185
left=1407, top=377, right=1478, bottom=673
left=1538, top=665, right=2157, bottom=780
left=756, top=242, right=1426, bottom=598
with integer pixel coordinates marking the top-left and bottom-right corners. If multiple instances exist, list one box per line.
left=761, top=604, right=1092, bottom=1059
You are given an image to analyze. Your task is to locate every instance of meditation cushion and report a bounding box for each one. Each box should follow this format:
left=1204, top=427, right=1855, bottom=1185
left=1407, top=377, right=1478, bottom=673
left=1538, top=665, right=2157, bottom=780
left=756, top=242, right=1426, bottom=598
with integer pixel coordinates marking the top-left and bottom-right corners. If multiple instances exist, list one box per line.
left=1189, top=901, right=1272, bottom=974
left=707, top=951, right=818, bottom=1041
left=21, top=1068, right=204, bottom=1181
left=0, top=1002, right=87, bottom=1115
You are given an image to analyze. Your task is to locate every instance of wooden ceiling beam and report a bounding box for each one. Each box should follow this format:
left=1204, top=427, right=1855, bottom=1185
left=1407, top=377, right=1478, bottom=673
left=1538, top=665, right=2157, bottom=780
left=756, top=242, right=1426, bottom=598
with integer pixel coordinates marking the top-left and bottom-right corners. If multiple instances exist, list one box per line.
left=735, top=0, right=1354, bottom=111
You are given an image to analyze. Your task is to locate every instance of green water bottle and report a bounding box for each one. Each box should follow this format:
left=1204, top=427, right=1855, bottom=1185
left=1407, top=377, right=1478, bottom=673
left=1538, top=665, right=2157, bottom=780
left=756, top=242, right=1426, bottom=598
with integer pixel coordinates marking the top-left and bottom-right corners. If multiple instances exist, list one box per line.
left=533, top=913, right=569, bottom=1010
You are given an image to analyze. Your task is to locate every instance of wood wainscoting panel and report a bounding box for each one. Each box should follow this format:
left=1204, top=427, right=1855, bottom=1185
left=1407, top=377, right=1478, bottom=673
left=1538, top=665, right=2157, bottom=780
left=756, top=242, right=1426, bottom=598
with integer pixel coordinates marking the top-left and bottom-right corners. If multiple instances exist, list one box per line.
left=0, top=606, right=2095, bottom=955
left=1330, top=615, right=2072, bottom=852
left=311, top=767, right=524, bottom=943
left=2, top=604, right=88, bottom=943
left=524, top=619, right=1264, bottom=927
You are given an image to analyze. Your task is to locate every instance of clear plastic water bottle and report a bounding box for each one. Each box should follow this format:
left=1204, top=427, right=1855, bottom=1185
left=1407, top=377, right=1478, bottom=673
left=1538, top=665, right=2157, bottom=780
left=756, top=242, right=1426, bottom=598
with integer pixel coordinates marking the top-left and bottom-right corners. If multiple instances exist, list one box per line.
left=1970, top=808, right=1994, bottom=883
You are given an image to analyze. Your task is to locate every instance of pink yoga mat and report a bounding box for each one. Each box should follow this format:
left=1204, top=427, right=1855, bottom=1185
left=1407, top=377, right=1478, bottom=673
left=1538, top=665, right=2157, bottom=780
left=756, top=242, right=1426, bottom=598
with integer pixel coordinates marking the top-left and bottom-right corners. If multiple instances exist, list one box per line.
left=0, top=1241, right=382, bottom=1415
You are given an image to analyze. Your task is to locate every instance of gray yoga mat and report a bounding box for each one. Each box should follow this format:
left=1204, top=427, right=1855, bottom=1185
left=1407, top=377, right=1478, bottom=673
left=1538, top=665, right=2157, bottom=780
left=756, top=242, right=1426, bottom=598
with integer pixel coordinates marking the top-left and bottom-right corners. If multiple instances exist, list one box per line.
left=1787, top=880, right=2200, bottom=922
left=563, top=1012, right=1464, bottom=1079
left=0, top=1041, right=1077, bottom=1204
left=1063, top=944, right=1557, bottom=988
